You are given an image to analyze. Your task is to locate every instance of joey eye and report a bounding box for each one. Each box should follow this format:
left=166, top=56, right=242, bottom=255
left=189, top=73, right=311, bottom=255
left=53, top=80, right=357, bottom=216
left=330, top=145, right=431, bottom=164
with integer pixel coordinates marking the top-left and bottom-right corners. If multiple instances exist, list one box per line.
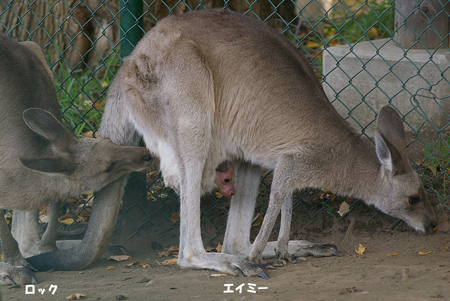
left=105, top=162, right=116, bottom=173
left=409, top=196, right=420, bottom=205
left=224, top=179, right=230, bottom=183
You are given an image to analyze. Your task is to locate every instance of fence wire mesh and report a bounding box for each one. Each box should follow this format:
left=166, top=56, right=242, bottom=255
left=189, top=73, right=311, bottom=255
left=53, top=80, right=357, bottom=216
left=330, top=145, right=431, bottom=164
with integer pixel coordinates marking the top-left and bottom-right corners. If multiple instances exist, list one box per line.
left=1, top=0, right=449, bottom=248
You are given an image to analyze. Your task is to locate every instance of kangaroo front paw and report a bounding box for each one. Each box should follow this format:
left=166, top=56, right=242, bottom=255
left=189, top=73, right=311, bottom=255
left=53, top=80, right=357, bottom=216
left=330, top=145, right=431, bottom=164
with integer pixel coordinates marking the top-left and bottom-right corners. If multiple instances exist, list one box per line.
left=274, top=248, right=305, bottom=265
left=0, top=263, right=38, bottom=286
left=295, top=243, right=340, bottom=257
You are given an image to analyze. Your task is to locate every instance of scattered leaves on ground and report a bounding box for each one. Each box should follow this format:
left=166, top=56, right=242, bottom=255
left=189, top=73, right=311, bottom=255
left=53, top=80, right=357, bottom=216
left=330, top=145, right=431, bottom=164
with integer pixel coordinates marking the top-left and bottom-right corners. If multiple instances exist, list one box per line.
left=158, top=245, right=179, bottom=258
left=387, top=253, right=400, bottom=257
left=337, top=201, right=350, bottom=217
left=161, top=258, right=178, bottom=266
left=59, top=218, right=74, bottom=225
left=252, top=213, right=263, bottom=227
left=108, top=255, right=132, bottom=262
left=355, top=244, right=366, bottom=255
left=210, top=273, right=227, bottom=277
left=419, top=251, right=432, bottom=255
left=206, top=243, right=222, bottom=253
left=125, top=261, right=150, bottom=268
left=82, top=131, right=93, bottom=138
left=66, top=293, right=86, bottom=300
left=170, top=212, right=179, bottom=223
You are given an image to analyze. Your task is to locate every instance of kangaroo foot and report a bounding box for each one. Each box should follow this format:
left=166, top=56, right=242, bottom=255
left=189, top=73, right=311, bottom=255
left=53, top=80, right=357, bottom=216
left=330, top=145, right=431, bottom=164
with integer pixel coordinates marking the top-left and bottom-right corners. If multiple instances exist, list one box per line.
left=0, top=262, right=38, bottom=286
left=178, top=252, right=269, bottom=278
left=292, top=242, right=340, bottom=257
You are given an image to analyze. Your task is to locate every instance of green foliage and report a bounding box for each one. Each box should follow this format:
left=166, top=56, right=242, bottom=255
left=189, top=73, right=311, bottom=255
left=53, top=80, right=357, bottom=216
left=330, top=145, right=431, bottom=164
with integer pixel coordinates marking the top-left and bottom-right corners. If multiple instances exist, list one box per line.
left=423, top=133, right=450, bottom=176
left=294, top=0, right=395, bottom=74
left=53, top=53, right=121, bottom=137
left=422, top=133, right=450, bottom=200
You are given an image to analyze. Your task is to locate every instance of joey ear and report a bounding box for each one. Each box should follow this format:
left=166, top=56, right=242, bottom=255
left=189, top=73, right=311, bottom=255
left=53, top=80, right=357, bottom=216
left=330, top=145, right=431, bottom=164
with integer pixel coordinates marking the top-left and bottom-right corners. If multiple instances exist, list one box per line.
left=216, top=161, right=230, bottom=172
left=375, top=106, right=410, bottom=175
left=19, top=157, right=76, bottom=175
left=23, top=108, right=74, bottom=146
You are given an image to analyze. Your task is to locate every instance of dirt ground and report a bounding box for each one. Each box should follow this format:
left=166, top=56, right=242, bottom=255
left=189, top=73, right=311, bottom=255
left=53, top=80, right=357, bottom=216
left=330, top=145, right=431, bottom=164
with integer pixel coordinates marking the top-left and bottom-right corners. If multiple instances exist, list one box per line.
left=2, top=225, right=450, bottom=301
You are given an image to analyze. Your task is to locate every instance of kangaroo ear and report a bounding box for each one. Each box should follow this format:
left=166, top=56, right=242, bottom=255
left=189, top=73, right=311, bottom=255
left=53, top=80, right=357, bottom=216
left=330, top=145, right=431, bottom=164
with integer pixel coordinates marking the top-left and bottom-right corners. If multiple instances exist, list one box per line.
left=19, top=157, right=76, bottom=175
left=21, top=108, right=77, bottom=175
left=22, top=108, right=74, bottom=146
left=216, top=161, right=230, bottom=172
left=375, top=106, right=409, bottom=175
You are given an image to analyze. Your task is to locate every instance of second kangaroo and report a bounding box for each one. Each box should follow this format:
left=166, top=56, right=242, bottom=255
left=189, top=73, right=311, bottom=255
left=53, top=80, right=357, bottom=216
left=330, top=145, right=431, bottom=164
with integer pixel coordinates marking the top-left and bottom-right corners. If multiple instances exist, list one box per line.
left=44, top=9, right=438, bottom=277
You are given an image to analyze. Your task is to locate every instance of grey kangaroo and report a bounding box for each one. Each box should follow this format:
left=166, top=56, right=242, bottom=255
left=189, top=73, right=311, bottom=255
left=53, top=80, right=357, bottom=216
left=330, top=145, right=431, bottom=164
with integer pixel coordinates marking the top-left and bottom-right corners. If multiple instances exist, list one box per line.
left=0, top=33, right=152, bottom=285
left=29, top=9, right=436, bottom=278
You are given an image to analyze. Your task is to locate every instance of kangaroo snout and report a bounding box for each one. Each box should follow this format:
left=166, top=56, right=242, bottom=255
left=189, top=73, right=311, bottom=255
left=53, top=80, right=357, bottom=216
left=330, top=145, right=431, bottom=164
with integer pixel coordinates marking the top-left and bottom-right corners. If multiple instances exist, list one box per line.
left=427, top=220, right=438, bottom=234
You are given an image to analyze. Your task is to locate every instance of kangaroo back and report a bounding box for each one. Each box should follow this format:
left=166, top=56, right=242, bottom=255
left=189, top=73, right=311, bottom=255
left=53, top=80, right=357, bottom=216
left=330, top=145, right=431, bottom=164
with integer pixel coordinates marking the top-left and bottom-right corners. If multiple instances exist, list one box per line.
left=96, top=9, right=436, bottom=278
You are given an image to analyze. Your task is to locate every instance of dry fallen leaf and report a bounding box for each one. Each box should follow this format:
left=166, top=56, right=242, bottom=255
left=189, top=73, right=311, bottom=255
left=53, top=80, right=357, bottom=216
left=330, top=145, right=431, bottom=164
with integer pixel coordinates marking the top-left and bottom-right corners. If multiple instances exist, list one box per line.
left=441, top=246, right=448, bottom=252
left=59, top=218, right=74, bottom=225
left=252, top=213, right=263, bottom=227
left=168, top=245, right=179, bottom=252
left=387, top=253, right=400, bottom=257
left=170, top=212, right=180, bottom=223
left=337, top=201, right=350, bottom=217
left=368, top=27, right=379, bottom=39
left=216, top=243, right=222, bottom=253
left=106, top=266, right=115, bottom=270
left=305, top=40, right=321, bottom=49
left=355, top=244, right=366, bottom=255
left=158, top=251, right=170, bottom=257
left=419, top=251, right=432, bottom=255
left=125, top=261, right=146, bottom=268
left=82, top=131, right=93, bottom=138
left=39, top=213, right=50, bottom=224
left=66, top=293, right=86, bottom=300
left=210, top=273, right=227, bottom=277
left=161, top=258, right=178, bottom=266
left=108, top=255, right=132, bottom=262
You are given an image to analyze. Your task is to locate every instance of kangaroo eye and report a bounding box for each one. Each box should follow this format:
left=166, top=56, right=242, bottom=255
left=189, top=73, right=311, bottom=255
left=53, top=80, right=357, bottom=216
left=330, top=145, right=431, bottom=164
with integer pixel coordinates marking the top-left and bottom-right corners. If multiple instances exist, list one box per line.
left=224, top=179, right=230, bottom=183
left=409, top=196, right=420, bottom=205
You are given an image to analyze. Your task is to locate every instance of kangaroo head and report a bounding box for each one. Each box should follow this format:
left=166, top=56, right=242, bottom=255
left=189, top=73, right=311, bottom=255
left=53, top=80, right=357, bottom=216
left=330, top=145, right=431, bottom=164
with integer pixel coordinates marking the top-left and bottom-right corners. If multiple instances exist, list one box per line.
left=373, top=106, right=436, bottom=234
left=19, top=108, right=151, bottom=194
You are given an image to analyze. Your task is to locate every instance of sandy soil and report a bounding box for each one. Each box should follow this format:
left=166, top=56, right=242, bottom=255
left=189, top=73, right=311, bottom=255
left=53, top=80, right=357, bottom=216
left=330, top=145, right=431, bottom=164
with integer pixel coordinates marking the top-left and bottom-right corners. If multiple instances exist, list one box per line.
left=2, top=226, right=450, bottom=301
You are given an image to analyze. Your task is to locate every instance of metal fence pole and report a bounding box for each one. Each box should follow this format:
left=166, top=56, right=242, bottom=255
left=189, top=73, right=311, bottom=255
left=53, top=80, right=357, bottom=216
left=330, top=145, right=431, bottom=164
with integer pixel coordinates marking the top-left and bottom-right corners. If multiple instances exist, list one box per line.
left=119, top=0, right=144, bottom=57
left=118, top=0, right=148, bottom=241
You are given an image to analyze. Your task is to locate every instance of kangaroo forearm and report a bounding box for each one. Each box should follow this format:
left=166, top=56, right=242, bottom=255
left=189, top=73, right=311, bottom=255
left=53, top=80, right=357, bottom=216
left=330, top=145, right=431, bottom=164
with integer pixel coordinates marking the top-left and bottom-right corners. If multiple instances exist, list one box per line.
left=27, top=177, right=127, bottom=271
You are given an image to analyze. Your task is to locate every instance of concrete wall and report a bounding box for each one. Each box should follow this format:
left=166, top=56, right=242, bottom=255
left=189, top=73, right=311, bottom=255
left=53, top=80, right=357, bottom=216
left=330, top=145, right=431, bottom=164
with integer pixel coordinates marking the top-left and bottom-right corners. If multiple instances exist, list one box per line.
left=323, top=39, right=450, bottom=139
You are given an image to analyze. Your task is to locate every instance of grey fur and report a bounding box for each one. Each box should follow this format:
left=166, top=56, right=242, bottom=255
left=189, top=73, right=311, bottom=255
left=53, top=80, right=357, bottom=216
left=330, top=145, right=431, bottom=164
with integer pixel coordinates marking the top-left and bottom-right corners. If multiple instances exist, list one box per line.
left=31, top=9, right=436, bottom=277
left=0, top=33, right=151, bottom=285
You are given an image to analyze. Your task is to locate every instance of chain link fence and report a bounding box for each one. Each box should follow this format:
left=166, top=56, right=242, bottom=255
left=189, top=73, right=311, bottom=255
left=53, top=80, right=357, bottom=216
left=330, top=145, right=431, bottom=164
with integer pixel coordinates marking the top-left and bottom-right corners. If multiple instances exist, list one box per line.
left=1, top=0, right=449, bottom=249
